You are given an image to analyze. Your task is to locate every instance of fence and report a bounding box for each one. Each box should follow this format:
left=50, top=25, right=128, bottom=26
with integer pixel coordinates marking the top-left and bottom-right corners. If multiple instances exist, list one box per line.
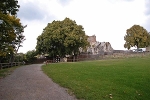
left=66, top=54, right=104, bottom=62
left=20, top=52, right=150, bottom=64
left=0, top=62, right=24, bottom=70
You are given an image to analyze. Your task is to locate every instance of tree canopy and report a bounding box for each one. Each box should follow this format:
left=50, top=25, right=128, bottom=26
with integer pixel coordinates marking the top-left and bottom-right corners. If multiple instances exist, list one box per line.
left=124, top=25, right=150, bottom=50
left=0, top=0, right=25, bottom=63
left=25, top=50, right=37, bottom=63
left=36, top=18, right=89, bottom=57
left=0, top=0, right=20, bottom=15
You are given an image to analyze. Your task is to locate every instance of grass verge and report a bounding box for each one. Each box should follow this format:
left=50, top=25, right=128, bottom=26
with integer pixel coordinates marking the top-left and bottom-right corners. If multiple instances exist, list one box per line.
left=42, top=57, right=150, bottom=100
left=0, top=66, right=20, bottom=79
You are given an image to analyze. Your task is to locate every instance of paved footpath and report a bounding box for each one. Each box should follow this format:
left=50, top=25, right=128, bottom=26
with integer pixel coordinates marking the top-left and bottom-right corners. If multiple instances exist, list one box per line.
left=0, top=64, right=77, bottom=100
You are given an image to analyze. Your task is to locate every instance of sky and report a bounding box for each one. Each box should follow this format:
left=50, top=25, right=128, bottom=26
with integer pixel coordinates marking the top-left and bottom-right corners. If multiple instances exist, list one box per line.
left=17, top=0, right=150, bottom=53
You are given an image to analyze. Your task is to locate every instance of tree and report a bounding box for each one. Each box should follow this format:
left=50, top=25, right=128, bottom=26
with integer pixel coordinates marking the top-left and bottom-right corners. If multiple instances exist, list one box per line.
left=0, top=0, right=26, bottom=63
left=25, top=50, right=37, bottom=64
left=14, top=53, right=26, bottom=62
left=0, top=0, right=20, bottom=15
left=124, top=25, right=150, bottom=50
left=36, top=18, right=89, bottom=59
left=0, top=12, right=25, bottom=63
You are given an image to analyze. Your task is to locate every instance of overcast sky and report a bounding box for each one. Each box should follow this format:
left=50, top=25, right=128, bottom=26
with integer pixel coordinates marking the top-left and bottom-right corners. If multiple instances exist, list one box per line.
left=17, top=0, right=150, bottom=53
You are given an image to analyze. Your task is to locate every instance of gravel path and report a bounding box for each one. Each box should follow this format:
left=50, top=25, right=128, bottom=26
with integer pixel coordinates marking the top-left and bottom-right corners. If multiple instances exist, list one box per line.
left=0, top=64, right=77, bottom=100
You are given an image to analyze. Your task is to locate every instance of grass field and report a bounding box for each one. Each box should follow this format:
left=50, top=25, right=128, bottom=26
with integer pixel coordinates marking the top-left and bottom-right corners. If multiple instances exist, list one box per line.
left=42, top=57, right=150, bottom=100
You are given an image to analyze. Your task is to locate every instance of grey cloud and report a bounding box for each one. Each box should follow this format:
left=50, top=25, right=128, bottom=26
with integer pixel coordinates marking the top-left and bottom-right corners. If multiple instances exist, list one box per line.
left=57, top=0, right=71, bottom=6
left=123, top=0, right=134, bottom=1
left=145, top=0, right=150, bottom=15
left=143, top=0, right=150, bottom=32
left=108, top=0, right=133, bottom=3
left=144, top=17, right=150, bottom=32
left=17, top=2, right=47, bottom=21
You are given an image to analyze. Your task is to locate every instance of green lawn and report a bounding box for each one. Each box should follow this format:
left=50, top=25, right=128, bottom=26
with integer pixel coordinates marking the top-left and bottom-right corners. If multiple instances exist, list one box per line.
left=42, top=57, right=150, bottom=100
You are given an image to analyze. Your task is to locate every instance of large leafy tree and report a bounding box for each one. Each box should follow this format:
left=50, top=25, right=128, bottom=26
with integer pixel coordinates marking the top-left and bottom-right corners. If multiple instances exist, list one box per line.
left=0, top=0, right=20, bottom=15
left=36, top=18, right=89, bottom=58
left=25, top=50, right=37, bottom=64
left=124, top=25, right=150, bottom=50
left=0, top=0, right=25, bottom=63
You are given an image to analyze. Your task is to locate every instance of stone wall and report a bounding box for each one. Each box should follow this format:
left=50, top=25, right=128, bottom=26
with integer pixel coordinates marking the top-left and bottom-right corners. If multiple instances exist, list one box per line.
left=146, top=46, right=150, bottom=51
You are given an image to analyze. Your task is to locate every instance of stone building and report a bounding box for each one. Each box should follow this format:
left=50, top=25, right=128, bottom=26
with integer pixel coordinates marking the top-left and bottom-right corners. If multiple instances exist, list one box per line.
left=86, top=35, right=113, bottom=55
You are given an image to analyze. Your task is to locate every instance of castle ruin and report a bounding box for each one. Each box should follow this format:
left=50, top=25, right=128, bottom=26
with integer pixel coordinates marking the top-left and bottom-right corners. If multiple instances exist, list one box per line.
left=86, top=35, right=113, bottom=55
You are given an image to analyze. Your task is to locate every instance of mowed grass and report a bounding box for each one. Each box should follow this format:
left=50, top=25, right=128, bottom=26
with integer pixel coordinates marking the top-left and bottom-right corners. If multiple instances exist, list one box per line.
left=42, top=57, right=150, bottom=100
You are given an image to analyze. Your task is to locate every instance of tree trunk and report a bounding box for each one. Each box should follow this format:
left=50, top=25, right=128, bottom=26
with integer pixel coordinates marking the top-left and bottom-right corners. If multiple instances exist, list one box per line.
left=9, top=53, right=14, bottom=67
left=73, top=53, right=78, bottom=62
left=136, top=42, right=139, bottom=53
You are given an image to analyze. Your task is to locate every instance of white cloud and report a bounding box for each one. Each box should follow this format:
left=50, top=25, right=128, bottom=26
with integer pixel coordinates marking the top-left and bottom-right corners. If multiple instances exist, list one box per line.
left=18, top=0, right=149, bottom=53
left=18, top=20, right=46, bottom=52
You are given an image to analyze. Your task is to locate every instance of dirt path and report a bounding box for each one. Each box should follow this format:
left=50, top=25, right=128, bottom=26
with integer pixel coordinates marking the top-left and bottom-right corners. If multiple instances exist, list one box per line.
left=0, top=64, right=77, bottom=100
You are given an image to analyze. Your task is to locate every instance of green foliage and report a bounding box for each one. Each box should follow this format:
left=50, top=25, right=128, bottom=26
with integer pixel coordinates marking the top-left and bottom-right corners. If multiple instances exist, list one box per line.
left=0, top=12, right=15, bottom=57
left=124, top=25, right=150, bottom=49
left=36, top=18, right=89, bottom=57
left=0, top=0, right=20, bottom=15
left=25, top=50, right=37, bottom=63
left=0, top=13, right=25, bottom=62
left=42, top=57, right=150, bottom=100
left=0, top=0, right=25, bottom=63
left=14, top=53, right=26, bottom=62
